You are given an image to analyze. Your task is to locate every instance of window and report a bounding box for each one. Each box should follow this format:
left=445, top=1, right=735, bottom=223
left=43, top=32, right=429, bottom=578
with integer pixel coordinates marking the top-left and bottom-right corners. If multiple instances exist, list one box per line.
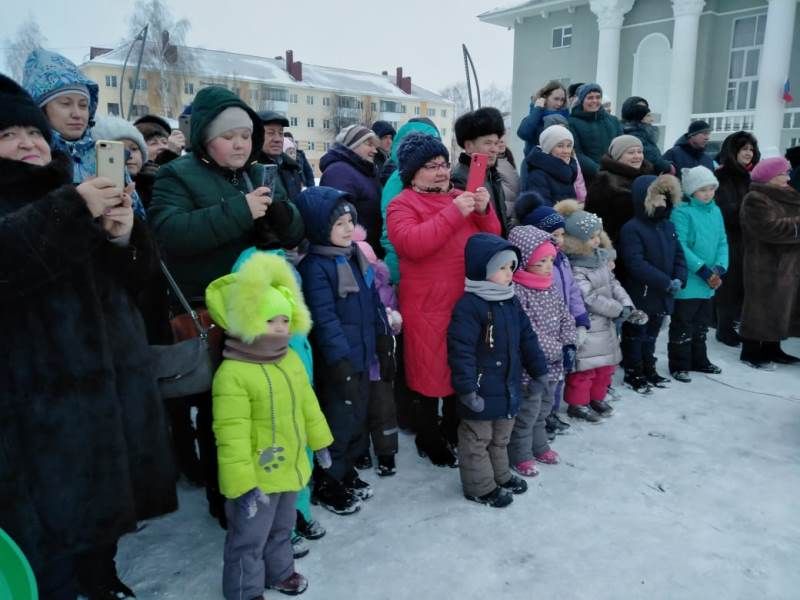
left=184, top=82, right=194, bottom=95
left=290, top=117, right=298, bottom=126
left=380, top=100, right=402, bottom=113
left=371, top=102, right=378, bottom=112
left=323, top=119, right=331, bottom=129
left=290, top=93, right=298, bottom=103
left=129, top=104, right=149, bottom=117
left=323, top=142, right=331, bottom=151
left=306, top=95, right=314, bottom=105
left=307, top=118, right=315, bottom=128
left=552, top=25, right=572, bottom=49
left=726, top=14, right=766, bottom=110
left=440, top=109, right=447, bottom=117
left=107, top=102, right=120, bottom=116
left=414, top=106, right=420, bottom=115
left=400, top=104, right=406, bottom=113
left=427, top=107, right=436, bottom=117
left=105, top=75, right=117, bottom=88
left=441, top=127, right=447, bottom=137
left=128, top=78, right=147, bottom=90
left=323, top=97, right=331, bottom=106
left=337, top=95, right=360, bottom=109
left=308, top=141, right=315, bottom=151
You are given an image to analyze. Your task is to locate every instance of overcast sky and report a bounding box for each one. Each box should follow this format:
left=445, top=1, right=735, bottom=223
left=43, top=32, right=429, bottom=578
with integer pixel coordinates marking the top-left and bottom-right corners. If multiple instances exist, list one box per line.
left=2, top=0, right=515, bottom=92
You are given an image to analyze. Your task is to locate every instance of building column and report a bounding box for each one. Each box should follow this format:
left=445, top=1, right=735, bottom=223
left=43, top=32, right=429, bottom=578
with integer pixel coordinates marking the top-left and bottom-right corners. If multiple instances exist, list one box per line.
left=753, top=0, right=798, bottom=157
left=589, top=0, right=635, bottom=111
left=663, top=0, right=705, bottom=148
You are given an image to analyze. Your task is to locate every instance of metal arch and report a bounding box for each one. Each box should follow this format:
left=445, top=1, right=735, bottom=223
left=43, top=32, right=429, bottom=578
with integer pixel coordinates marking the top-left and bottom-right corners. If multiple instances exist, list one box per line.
left=462, top=44, right=481, bottom=111
left=120, top=25, right=149, bottom=120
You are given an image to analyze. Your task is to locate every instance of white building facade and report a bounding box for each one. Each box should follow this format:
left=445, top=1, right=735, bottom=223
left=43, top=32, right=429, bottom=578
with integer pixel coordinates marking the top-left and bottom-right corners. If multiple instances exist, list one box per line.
left=480, top=0, right=800, bottom=158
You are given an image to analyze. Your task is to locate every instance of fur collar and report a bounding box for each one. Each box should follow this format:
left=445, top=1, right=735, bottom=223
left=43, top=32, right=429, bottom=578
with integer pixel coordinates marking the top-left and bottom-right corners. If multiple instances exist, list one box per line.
left=748, top=182, right=800, bottom=207
left=599, top=155, right=653, bottom=183
left=0, top=152, right=73, bottom=207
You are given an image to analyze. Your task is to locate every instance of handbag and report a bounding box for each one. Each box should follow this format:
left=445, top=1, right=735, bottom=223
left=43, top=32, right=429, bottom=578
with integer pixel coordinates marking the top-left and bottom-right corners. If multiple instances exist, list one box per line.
left=151, top=261, right=221, bottom=399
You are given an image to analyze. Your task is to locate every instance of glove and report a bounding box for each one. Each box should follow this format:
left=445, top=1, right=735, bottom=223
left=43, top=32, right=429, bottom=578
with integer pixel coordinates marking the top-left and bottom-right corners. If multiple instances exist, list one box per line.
left=620, top=306, right=633, bottom=320
left=563, top=345, right=577, bottom=373
left=236, top=488, right=269, bottom=520
left=625, top=309, right=650, bottom=325
left=459, top=391, right=485, bottom=413
left=575, top=326, right=589, bottom=348
left=375, top=334, right=396, bottom=382
left=315, top=448, right=332, bottom=470
left=666, top=279, right=682, bottom=294
left=330, top=360, right=360, bottom=403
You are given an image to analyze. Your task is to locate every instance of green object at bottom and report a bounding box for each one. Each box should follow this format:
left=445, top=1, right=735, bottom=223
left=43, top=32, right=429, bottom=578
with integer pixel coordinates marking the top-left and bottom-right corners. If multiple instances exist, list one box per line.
left=0, top=529, right=37, bottom=600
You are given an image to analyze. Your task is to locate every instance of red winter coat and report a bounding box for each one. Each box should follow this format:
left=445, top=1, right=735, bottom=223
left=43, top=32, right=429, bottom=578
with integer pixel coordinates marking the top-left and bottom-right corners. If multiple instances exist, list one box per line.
left=387, top=187, right=501, bottom=397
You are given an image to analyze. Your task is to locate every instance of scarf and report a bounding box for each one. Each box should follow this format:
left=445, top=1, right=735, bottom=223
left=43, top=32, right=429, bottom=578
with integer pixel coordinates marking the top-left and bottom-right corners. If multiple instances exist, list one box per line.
left=223, top=333, right=290, bottom=364
left=308, top=243, right=373, bottom=298
left=513, top=269, right=553, bottom=290
left=464, top=278, right=515, bottom=301
left=567, top=247, right=609, bottom=269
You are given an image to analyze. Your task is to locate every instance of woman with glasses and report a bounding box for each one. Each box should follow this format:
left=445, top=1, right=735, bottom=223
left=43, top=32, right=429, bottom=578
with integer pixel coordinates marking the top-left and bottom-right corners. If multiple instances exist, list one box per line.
left=387, top=133, right=501, bottom=467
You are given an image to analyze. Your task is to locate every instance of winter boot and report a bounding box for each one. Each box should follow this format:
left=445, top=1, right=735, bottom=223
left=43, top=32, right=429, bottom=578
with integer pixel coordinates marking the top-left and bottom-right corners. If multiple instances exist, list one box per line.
left=623, top=366, right=653, bottom=394
left=513, top=459, right=539, bottom=477
left=567, top=404, right=601, bottom=423
left=291, top=534, right=310, bottom=559
left=761, top=341, right=800, bottom=365
left=535, top=449, right=560, bottom=464
left=499, top=474, right=528, bottom=495
left=643, top=362, right=669, bottom=388
left=415, top=434, right=458, bottom=468
left=546, top=412, right=570, bottom=432
left=671, top=370, right=692, bottom=382
left=354, top=451, right=373, bottom=470
left=295, top=511, right=326, bottom=540
left=464, top=486, right=513, bottom=508
left=269, top=572, right=308, bottom=596
left=692, top=362, right=722, bottom=374
left=376, top=454, right=397, bottom=477
left=312, top=478, right=362, bottom=515
left=589, top=400, right=613, bottom=417
left=344, top=469, right=374, bottom=501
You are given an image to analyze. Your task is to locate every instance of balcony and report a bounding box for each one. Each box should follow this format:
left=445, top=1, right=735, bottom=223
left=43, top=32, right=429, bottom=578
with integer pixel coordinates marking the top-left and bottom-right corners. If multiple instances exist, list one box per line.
left=691, top=108, right=800, bottom=137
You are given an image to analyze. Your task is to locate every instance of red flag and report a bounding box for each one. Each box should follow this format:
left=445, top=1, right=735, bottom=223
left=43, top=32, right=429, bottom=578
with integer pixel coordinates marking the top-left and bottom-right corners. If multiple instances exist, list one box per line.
left=783, top=79, right=794, bottom=103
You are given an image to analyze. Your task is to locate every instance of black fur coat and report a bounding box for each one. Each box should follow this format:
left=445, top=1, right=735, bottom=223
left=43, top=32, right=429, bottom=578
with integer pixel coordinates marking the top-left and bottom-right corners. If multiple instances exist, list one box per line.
left=0, top=153, right=177, bottom=574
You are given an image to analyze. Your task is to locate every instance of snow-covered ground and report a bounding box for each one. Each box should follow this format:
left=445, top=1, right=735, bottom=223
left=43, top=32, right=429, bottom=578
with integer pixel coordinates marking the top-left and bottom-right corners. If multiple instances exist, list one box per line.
left=118, top=335, right=800, bottom=600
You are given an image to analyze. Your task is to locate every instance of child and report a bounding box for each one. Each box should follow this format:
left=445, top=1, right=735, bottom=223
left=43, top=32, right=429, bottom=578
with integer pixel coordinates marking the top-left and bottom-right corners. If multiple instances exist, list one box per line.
left=522, top=124, right=579, bottom=206
left=668, top=166, right=728, bottom=382
left=619, top=174, right=688, bottom=392
left=448, top=233, right=548, bottom=507
left=557, top=202, right=648, bottom=421
left=517, top=192, right=591, bottom=435
left=206, top=253, right=334, bottom=599
left=295, top=186, right=392, bottom=514
left=507, top=226, right=577, bottom=477
left=353, top=225, right=402, bottom=476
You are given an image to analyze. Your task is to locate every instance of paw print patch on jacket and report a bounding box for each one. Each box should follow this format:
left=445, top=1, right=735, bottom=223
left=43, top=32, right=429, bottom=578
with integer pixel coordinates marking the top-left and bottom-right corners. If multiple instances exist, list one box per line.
left=259, top=446, right=286, bottom=472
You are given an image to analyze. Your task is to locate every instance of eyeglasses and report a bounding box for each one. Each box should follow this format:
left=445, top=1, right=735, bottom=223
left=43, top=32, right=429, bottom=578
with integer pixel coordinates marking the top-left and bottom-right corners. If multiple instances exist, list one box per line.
left=421, top=161, right=450, bottom=172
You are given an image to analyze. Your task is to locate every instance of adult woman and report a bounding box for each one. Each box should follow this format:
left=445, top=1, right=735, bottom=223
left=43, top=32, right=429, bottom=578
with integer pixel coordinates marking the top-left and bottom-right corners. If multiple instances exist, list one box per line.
left=739, top=157, right=800, bottom=368
left=585, top=135, right=655, bottom=245
left=495, top=134, right=521, bottom=220
left=387, top=133, right=501, bottom=466
left=568, top=83, right=623, bottom=182
left=149, top=85, right=304, bottom=526
left=517, top=80, right=569, bottom=159
left=713, top=131, right=760, bottom=346
left=319, top=125, right=383, bottom=257
left=0, top=74, right=176, bottom=600
left=620, top=96, right=673, bottom=175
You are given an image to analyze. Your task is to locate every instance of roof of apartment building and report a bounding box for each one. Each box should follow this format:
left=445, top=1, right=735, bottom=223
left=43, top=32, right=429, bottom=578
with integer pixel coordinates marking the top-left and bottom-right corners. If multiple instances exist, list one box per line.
left=82, top=44, right=453, bottom=105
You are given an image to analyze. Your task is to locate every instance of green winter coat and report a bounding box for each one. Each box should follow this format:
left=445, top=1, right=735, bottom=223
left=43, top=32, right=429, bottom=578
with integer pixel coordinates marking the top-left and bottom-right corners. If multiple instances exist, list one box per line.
left=568, top=107, right=623, bottom=179
left=670, top=196, right=729, bottom=300
left=149, top=86, right=304, bottom=300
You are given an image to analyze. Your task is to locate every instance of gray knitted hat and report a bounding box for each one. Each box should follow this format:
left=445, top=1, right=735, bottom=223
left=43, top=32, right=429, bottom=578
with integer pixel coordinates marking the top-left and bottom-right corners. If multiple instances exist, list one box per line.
left=564, top=209, right=603, bottom=242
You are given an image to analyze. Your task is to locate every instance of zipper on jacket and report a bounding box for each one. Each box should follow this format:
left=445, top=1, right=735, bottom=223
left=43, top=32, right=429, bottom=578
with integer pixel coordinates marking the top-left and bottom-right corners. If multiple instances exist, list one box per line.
left=484, top=310, right=495, bottom=349
left=275, top=363, right=305, bottom=489
left=643, top=284, right=648, bottom=297
left=477, top=370, right=483, bottom=389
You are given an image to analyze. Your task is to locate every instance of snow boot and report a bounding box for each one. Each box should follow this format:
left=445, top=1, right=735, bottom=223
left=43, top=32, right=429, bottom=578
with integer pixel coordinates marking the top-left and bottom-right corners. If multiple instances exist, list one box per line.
left=692, top=362, right=722, bottom=374
left=312, top=478, right=362, bottom=515
left=354, top=451, right=373, bottom=470
left=762, top=341, right=800, bottom=365
left=643, top=363, right=669, bottom=388
left=623, top=366, right=653, bottom=394
left=465, top=486, right=513, bottom=508
left=291, top=534, right=309, bottom=559
left=499, top=474, right=528, bottom=494
left=376, top=454, right=396, bottom=477
left=295, top=511, right=326, bottom=540
left=671, top=370, right=692, bottom=382
left=344, top=469, right=374, bottom=501
left=546, top=412, right=570, bottom=433
left=567, top=404, right=601, bottom=423
left=535, top=449, right=559, bottom=464
left=269, top=572, right=308, bottom=596
left=415, top=434, right=458, bottom=468
left=513, top=459, right=539, bottom=477
left=589, top=400, right=613, bottom=417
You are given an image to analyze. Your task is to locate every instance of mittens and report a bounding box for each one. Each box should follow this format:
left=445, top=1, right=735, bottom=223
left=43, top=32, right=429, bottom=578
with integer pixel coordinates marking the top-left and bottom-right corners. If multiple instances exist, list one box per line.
left=667, top=279, right=682, bottom=294
left=315, top=448, right=332, bottom=470
left=236, top=488, right=270, bottom=520
left=625, top=309, right=650, bottom=325
left=459, top=392, right=485, bottom=413
left=575, top=326, right=589, bottom=348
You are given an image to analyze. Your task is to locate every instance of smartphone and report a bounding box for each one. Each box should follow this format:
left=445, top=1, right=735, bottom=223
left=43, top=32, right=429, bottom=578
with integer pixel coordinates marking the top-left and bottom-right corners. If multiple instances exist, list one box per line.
left=261, top=164, right=278, bottom=191
left=466, top=153, right=488, bottom=193
left=95, top=140, right=126, bottom=191
left=178, top=114, right=191, bottom=146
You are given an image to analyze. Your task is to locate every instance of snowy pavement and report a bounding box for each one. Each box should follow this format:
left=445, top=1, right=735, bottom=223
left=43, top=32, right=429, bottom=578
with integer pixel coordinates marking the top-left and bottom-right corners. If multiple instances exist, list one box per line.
left=118, top=336, right=800, bottom=600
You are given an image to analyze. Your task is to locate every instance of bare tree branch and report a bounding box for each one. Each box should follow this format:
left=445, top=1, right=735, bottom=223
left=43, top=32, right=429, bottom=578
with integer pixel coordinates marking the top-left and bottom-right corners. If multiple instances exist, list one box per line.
left=3, top=16, right=46, bottom=81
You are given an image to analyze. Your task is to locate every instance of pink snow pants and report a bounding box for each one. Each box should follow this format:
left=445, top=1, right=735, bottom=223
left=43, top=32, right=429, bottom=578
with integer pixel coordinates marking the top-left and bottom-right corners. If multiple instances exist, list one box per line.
left=564, top=365, right=616, bottom=406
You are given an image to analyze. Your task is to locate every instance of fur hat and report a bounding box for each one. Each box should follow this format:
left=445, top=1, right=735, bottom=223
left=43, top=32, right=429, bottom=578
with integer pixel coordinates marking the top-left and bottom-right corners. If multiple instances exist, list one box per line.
left=608, top=135, right=643, bottom=161
left=454, top=106, right=505, bottom=148
left=371, top=120, right=396, bottom=139
left=750, top=156, right=791, bottom=184
left=205, top=253, right=311, bottom=342
left=539, top=125, right=573, bottom=155
left=681, top=166, right=718, bottom=196
left=0, top=74, right=52, bottom=143
left=92, top=116, right=148, bottom=161
left=576, top=83, right=602, bottom=107
left=396, top=132, right=449, bottom=187
left=621, top=96, right=650, bottom=122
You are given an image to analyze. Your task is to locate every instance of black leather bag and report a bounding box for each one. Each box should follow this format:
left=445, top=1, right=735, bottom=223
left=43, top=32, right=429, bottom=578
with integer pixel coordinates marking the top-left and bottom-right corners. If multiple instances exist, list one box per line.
left=151, top=262, right=218, bottom=399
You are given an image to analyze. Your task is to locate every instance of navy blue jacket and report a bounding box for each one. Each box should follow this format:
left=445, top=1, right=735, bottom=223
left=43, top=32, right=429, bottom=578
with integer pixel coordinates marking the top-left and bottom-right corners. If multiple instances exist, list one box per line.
left=522, top=147, right=578, bottom=206
left=622, top=120, right=673, bottom=174
left=516, top=104, right=570, bottom=159
left=618, top=176, right=688, bottom=316
left=448, top=234, right=548, bottom=420
left=319, top=144, right=383, bottom=258
left=296, top=148, right=316, bottom=187
left=296, top=187, right=387, bottom=373
left=662, top=134, right=714, bottom=175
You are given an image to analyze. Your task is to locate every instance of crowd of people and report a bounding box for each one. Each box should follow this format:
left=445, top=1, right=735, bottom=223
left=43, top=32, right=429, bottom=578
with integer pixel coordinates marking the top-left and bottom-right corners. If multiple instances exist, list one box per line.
left=2, top=49, right=800, bottom=600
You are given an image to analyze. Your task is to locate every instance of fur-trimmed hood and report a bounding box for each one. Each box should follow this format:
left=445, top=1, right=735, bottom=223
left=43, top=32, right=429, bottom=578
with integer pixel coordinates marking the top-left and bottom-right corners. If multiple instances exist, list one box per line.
left=205, top=252, right=311, bottom=342
left=631, top=174, right=682, bottom=220
left=554, top=198, right=613, bottom=258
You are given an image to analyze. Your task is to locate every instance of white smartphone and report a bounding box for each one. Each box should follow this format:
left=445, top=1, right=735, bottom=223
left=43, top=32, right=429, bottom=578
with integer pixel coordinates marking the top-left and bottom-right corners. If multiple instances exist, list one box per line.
left=95, top=140, right=126, bottom=191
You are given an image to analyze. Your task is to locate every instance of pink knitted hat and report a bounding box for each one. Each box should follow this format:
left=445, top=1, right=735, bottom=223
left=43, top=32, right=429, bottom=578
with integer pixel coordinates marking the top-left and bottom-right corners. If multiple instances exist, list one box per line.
left=529, top=241, right=557, bottom=264
left=750, top=156, right=790, bottom=184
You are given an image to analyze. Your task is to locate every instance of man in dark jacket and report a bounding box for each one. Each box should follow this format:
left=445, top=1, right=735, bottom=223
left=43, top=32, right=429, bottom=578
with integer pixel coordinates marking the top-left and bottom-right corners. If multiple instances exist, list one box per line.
left=663, top=120, right=714, bottom=176
left=620, top=96, right=673, bottom=175
left=257, top=110, right=305, bottom=201
left=451, top=107, right=510, bottom=236
left=371, top=120, right=396, bottom=175
left=285, top=131, right=316, bottom=187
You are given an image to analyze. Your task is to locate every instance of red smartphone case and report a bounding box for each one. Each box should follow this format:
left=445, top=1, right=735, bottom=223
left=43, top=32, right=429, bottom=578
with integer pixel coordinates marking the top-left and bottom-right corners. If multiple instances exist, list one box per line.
left=466, top=153, right=489, bottom=193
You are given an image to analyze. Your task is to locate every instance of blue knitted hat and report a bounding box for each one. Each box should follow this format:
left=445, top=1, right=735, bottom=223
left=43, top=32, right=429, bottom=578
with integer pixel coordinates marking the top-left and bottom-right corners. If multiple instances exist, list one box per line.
left=523, top=205, right=566, bottom=232
left=577, top=83, right=603, bottom=107
left=397, top=132, right=449, bottom=187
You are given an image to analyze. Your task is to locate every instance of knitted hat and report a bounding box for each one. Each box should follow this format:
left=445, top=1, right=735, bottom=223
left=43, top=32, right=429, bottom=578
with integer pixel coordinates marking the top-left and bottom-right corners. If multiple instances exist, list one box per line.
left=523, top=205, right=566, bottom=232
left=0, top=74, right=52, bottom=143
left=257, top=110, right=289, bottom=127
left=134, top=114, right=172, bottom=139
left=203, top=106, right=253, bottom=143
left=335, top=124, right=378, bottom=150
left=576, top=83, right=602, bottom=107
left=454, top=106, right=505, bottom=147
left=564, top=209, right=603, bottom=242
left=681, top=166, right=719, bottom=196
left=567, top=82, right=585, bottom=98
left=371, top=120, right=396, bottom=139
left=621, top=96, right=650, bottom=122
left=38, top=85, right=90, bottom=107
left=539, top=125, right=573, bottom=154
left=529, top=241, right=557, bottom=264
left=92, top=116, right=148, bottom=161
left=687, top=120, right=711, bottom=138
left=542, top=113, right=568, bottom=129
left=608, top=135, right=643, bottom=161
left=329, top=198, right=358, bottom=238
left=750, top=156, right=791, bottom=184
left=486, top=249, right=518, bottom=278
left=396, top=132, right=450, bottom=187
